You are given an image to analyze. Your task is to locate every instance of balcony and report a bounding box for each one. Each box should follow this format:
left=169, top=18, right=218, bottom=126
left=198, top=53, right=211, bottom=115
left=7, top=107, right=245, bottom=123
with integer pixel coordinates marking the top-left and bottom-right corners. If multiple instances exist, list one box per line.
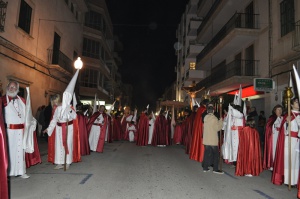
left=196, top=13, right=260, bottom=70
left=187, top=18, right=202, bottom=36
left=293, top=20, right=300, bottom=51
left=47, top=49, right=73, bottom=77
left=195, top=59, right=259, bottom=93
left=185, top=69, right=205, bottom=82
left=187, top=40, right=204, bottom=58
left=187, top=0, right=198, bottom=14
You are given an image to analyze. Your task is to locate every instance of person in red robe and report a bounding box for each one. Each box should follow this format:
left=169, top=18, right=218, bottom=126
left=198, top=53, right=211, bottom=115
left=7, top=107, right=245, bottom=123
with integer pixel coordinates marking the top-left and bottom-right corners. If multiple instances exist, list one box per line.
left=185, top=106, right=197, bottom=154
left=0, top=97, right=8, bottom=199
left=136, top=108, right=149, bottom=146
left=47, top=94, right=60, bottom=163
left=87, top=105, right=108, bottom=153
left=263, top=104, right=283, bottom=170
left=235, top=117, right=263, bottom=176
left=120, top=107, right=131, bottom=140
left=76, top=103, right=90, bottom=156
left=151, top=109, right=169, bottom=146
left=112, top=111, right=122, bottom=141
left=272, top=98, right=300, bottom=187
left=189, top=99, right=209, bottom=162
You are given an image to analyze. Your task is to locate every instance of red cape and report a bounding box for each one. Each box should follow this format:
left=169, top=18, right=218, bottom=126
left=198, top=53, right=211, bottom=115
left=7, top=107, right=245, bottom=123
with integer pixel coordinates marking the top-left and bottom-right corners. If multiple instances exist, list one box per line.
left=185, top=112, right=196, bottom=154
left=112, top=117, right=122, bottom=141
left=48, top=106, right=81, bottom=163
left=272, top=114, right=288, bottom=185
left=136, top=112, right=149, bottom=146
left=189, top=105, right=206, bottom=162
left=151, top=115, right=169, bottom=146
left=77, top=112, right=90, bottom=156
left=173, top=124, right=182, bottom=144
left=86, top=111, right=107, bottom=153
left=235, top=126, right=263, bottom=176
left=263, top=115, right=277, bottom=170
left=25, top=131, right=42, bottom=168
left=0, top=98, right=8, bottom=199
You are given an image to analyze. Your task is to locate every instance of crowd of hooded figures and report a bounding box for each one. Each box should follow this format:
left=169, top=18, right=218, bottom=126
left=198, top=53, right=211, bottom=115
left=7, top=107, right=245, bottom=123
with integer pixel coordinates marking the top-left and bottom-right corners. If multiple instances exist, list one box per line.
left=1, top=68, right=300, bottom=199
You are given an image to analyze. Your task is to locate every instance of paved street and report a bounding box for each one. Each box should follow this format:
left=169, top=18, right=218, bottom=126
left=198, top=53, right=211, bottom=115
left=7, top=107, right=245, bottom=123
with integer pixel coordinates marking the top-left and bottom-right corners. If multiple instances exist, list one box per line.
left=10, top=139, right=297, bottom=199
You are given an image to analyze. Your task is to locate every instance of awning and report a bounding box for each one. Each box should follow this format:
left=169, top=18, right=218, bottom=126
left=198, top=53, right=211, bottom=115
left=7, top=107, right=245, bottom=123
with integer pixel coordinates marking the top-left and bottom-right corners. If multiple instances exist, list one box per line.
left=227, top=86, right=264, bottom=98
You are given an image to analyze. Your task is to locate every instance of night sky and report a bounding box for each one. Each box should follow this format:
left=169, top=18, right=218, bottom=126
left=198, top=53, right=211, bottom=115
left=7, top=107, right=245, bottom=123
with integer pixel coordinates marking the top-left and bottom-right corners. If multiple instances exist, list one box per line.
left=106, top=0, right=189, bottom=110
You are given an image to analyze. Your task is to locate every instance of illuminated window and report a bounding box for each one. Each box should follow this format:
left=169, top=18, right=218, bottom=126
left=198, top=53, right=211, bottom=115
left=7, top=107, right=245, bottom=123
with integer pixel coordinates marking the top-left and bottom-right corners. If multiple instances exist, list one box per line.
left=189, top=62, right=196, bottom=70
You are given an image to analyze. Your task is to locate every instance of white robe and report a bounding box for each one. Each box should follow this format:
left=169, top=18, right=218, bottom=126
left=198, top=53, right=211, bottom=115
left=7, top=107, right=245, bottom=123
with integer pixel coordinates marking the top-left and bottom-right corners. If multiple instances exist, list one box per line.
left=5, top=96, right=26, bottom=176
left=222, top=105, right=244, bottom=162
left=127, top=124, right=136, bottom=142
left=283, top=111, right=300, bottom=185
left=47, top=106, right=77, bottom=165
left=89, top=113, right=105, bottom=151
left=148, top=118, right=155, bottom=144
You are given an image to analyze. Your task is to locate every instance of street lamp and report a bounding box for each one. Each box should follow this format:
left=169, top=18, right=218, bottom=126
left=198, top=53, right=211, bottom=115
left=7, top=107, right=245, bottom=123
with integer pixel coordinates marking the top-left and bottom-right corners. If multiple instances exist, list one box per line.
left=74, top=57, right=83, bottom=69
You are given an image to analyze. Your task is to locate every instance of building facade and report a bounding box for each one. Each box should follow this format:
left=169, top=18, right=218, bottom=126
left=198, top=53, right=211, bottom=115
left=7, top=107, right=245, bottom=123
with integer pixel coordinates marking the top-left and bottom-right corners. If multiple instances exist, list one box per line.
left=0, top=0, right=127, bottom=113
left=174, top=0, right=300, bottom=117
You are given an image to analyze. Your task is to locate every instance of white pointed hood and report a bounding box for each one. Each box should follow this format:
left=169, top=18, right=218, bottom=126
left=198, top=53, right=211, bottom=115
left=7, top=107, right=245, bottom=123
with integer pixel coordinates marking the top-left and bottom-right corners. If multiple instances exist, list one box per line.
left=23, top=87, right=37, bottom=153
left=92, top=94, right=97, bottom=114
left=73, top=93, right=77, bottom=110
left=61, top=69, right=79, bottom=118
left=293, top=65, right=300, bottom=99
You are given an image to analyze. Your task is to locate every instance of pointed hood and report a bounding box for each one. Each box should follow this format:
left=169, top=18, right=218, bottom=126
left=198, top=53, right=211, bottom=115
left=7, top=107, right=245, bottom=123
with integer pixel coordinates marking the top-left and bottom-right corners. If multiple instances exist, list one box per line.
left=61, top=69, right=79, bottom=117
left=73, top=93, right=77, bottom=110
left=92, top=94, right=97, bottom=114
left=23, top=87, right=37, bottom=153
left=293, top=65, right=300, bottom=99
left=237, top=85, right=242, bottom=106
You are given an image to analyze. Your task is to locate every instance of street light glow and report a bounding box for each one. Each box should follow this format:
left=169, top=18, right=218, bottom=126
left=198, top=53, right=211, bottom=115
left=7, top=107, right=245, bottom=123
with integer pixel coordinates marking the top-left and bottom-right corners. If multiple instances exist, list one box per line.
left=74, top=57, right=83, bottom=69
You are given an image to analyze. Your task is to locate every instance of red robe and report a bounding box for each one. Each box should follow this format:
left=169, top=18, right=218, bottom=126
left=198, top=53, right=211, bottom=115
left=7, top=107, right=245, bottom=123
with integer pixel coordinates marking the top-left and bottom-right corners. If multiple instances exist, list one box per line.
left=185, top=112, right=196, bottom=154
left=112, top=117, right=122, bottom=141
left=263, top=115, right=277, bottom=170
left=173, top=124, right=182, bottom=144
left=189, top=105, right=206, bottom=162
left=76, top=112, right=90, bottom=156
left=0, top=98, right=8, bottom=199
left=151, top=114, right=169, bottom=146
left=136, top=112, right=149, bottom=146
left=121, top=114, right=131, bottom=140
left=87, top=111, right=108, bottom=153
left=235, top=126, right=263, bottom=176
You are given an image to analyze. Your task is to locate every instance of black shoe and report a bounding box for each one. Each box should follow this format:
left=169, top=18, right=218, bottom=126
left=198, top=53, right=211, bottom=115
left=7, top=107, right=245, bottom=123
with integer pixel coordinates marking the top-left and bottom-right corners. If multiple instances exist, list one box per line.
left=213, top=170, right=224, bottom=174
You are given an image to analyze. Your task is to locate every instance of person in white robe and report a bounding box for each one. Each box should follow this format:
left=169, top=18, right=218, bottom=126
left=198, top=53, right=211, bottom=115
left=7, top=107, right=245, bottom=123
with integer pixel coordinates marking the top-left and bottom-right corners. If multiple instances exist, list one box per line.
left=2, top=81, right=29, bottom=178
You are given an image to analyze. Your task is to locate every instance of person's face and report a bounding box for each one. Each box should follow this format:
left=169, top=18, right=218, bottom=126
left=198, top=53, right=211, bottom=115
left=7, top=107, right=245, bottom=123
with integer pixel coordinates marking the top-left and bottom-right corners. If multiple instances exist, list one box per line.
left=99, top=106, right=105, bottom=112
left=7, top=82, right=18, bottom=97
left=292, top=99, right=299, bottom=110
left=275, top=107, right=282, bottom=117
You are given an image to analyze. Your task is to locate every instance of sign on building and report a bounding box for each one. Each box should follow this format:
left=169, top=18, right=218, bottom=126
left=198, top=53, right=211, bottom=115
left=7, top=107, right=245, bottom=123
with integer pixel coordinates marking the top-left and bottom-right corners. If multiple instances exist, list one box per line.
left=254, top=78, right=274, bottom=92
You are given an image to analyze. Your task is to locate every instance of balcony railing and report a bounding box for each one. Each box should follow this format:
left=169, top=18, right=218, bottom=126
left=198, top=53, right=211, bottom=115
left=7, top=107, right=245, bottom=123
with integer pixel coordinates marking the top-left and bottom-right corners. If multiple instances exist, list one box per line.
left=196, top=13, right=260, bottom=63
left=293, top=20, right=300, bottom=51
left=47, top=49, right=73, bottom=73
left=197, top=0, right=221, bottom=35
left=196, top=59, right=259, bottom=89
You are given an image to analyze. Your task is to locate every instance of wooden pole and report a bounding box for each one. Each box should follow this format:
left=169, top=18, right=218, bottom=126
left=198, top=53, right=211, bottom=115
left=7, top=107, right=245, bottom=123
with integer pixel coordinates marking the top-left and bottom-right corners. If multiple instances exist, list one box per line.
left=284, top=86, right=293, bottom=191
left=218, top=96, right=224, bottom=171
left=64, top=119, right=68, bottom=171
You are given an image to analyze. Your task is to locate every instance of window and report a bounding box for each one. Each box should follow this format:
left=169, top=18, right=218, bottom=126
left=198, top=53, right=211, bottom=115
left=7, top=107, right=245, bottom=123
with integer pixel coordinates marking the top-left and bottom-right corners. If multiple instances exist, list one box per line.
left=189, top=62, right=196, bottom=70
left=18, top=0, right=32, bottom=34
left=80, top=68, right=98, bottom=88
left=280, top=0, right=295, bottom=37
left=82, top=38, right=100, bottom=59
left=85, top=11, right=103, bottom=32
